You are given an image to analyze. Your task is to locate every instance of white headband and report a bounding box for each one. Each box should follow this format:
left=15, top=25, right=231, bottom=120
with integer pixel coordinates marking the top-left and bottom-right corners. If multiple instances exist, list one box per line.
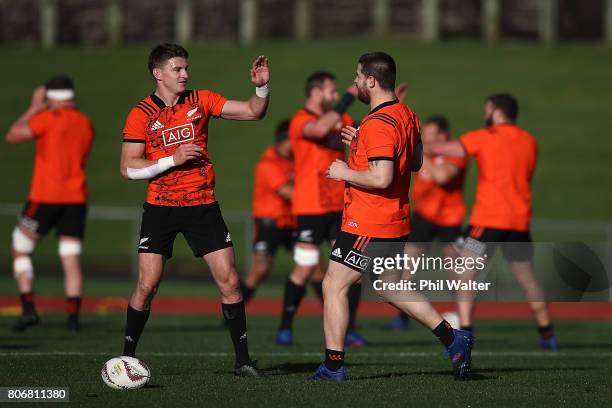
left=46, top=89, right=75, bottom=101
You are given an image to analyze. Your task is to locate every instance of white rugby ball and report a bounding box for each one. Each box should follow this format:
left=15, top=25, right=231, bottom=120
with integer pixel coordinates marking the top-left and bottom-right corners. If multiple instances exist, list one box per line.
left=441, top=311, right=460, bottom=329
left=101, top=356, right=151, bottom=390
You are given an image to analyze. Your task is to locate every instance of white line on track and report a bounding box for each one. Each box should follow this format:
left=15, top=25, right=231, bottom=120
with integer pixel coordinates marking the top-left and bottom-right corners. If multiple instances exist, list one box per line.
left=1, top=351, right=611, bottom=358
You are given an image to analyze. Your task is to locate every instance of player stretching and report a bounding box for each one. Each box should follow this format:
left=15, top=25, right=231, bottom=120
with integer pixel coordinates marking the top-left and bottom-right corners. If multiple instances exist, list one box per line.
left=311, top=52, right=473, bottom=381
left=276, top=71, right=366, bottom=347
left=427, top=94, right=558, bottom=349
left=389, top=115, right=467, bottom=330
left=119, top=44, right=270, bottom=376
left=6, top=76, right=94, bottom=333
left=240, top=120, right=295, bottom=302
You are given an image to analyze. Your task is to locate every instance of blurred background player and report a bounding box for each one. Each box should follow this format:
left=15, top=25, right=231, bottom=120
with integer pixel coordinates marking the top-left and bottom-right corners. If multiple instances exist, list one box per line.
left=427, top=93, right=558, bottom=349
left=312, top=52, right=472, bottom=381
left=276, top=71, right=367, bottom=347
left=388, top=115, right=467, bottom=330
left=5, top=76, right=94, bottom=333
left=240, top=119, right=295, bottom=302
left=119, top=44, right=270, bottom=376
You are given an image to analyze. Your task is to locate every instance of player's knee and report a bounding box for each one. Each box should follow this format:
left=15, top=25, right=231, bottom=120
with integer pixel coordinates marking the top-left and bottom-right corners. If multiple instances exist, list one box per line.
left=59, top=239, right=82, bottom=257
left=293, top=246, right=319, bottom=267
left=322, top=274, right=336, bottom=294
left=136, top=281, right=158, bottom=299
left=13, top=255, right=34, bottom=280
left=12, top=227, right=36, bottom=254
left=220, top=272, right=240, bottom=295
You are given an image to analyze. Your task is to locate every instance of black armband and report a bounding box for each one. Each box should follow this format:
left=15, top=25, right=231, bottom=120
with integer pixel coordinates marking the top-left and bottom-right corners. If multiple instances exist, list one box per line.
left=333, top=92, right=356, bottom=114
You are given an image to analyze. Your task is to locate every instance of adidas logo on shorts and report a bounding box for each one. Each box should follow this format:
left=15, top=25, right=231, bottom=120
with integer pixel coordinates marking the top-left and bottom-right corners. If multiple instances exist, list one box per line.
left=225, top=232, right=232, bottom=243
left=332, top=248, right=342, bottom=258
left=150, top=120, right=164, bottom=131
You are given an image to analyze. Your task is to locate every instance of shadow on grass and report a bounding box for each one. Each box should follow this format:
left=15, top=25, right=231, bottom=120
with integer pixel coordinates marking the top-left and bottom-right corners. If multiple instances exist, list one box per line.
left=0, top=342, right=40, bottom=350
left=365, top=340, right=440, bottom=348
left=261, top=362, right=322, bottom=375
left=147, top=323, right=226, bottom=333
left=143, top=383, right=163, bottom=389
left=556, top=342, right=612, bottom=350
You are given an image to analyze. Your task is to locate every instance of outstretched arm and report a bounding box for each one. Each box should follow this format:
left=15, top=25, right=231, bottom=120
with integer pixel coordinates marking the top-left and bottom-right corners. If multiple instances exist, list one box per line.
left=6, top=86, right=46, bottom=144
left=425, top=140, right=466, bottom=158
left=221, top=55, right=270, bottom=121
left=326, top=158, right=393, bottom=190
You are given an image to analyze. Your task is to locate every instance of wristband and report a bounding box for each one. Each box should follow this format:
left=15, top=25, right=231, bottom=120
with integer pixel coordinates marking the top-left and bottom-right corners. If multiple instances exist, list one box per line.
left=255, top=83, right=269, bottom=98
left=158, top=155, right=175, bottom=172
left=333, top=92, right=355, bottom=114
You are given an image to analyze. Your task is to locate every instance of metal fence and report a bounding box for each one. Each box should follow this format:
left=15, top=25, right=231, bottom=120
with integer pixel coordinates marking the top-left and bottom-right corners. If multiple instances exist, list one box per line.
left=2, top=202, right=611, bottom=277
left=2, top=0, right=612, bottom=47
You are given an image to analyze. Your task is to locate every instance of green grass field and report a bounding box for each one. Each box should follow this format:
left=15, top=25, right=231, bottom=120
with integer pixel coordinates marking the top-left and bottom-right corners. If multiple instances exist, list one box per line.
left=0, top=40, right=611, bottom=406
left=1, top=314, right=611, bottom=407
left=1, top=39, right=612, bottom=273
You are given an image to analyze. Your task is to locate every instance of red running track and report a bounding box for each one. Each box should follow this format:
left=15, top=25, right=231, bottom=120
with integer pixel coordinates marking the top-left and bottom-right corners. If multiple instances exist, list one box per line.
left=1, top=296, right=612, bottom=320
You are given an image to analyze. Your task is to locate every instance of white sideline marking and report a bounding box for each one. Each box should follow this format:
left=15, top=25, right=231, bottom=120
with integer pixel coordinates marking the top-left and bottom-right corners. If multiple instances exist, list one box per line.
left=1, top=351, right=611, bottom=358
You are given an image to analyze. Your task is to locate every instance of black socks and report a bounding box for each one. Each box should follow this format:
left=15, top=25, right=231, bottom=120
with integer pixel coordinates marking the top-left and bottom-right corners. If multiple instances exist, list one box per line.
left=66, top=297, right=81, bottom=320
left=433, top=320, right=456, bottom=348
left=222, top=301, right=251, bottom=367
left=347, top=283, right=361, bottom=333
left=239, top=280, right=255, bottom=303
left=311, top=280, right=324, bottom=303
left=20, top=293, right=35, bottom=315
left=279, top=279, right=306, bottom=330
left=324, top=348, right=345, bottom=371
left=122, top=305, right=150, bottom=357
left=538, top=325, right=554, bottom=339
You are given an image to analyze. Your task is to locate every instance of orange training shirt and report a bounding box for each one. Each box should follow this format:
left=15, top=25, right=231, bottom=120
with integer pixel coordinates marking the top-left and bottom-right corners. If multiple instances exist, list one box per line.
left=290, top=109, right=353, bottom=215
left=122, top=90, right=227, bottom=206
left=342, top=100, right=421, bottom=238
left=459, top=124, right=537, bottom=231
left=252, top=147, right=295, bottom=228
left=28, top=107, right=94, bottom=204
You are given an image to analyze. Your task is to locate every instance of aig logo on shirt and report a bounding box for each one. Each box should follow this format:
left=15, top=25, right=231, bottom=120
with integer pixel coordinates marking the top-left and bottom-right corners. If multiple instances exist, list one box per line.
left=162, top=123, right=195, bottom=146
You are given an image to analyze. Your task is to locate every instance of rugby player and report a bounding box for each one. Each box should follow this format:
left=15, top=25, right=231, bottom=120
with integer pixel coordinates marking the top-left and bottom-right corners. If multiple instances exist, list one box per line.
left=240, top=120, right=295, bottom=302
left=426, top=93, right=558, bottom=349
left=276, top=71, right=366, bottom=347
left=311, top=52, right=473, bottom=381
left=5, top=76, right=94, bottom=333
left=119, top=44, right=269, bottom=376
left=389, top=115, right=467, bottom=330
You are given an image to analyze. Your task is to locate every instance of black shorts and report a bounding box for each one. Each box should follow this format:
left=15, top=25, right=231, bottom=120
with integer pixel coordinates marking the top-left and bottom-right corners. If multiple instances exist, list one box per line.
left=458, top=225, right=534, bottom=262
left=252, top=217, right=294, bottom=256
left=295, top=212, right=342, bottom=245
left=19, top=201, right=87, bottom=238
left=138, top=202, right=233, bottom=259
left=407, top=212, right=462, bottom=244
left=330, top=230, right=409, bottom=274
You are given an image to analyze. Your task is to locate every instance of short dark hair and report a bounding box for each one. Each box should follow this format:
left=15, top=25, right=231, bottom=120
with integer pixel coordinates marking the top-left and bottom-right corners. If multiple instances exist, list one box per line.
left=424, top=115, right=450, bottom=134
left=148, top=43, right=189, bottom=74
left=357, top=52, right=396, bottom=91
left=275, top=119, right=290, bottom=143
left=486, top=93, right=519, bottom=122
left=46, top=75, right=74, bottom=90
left=305, top=71, right=335, bottom=97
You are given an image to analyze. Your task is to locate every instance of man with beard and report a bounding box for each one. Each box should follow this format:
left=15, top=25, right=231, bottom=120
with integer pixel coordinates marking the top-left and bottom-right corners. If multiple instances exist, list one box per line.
left=276, top=71, right=367, bottom=347
left=426, top=94, right=557, bottom=350
left=311, top=52, right=473, bottom=381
